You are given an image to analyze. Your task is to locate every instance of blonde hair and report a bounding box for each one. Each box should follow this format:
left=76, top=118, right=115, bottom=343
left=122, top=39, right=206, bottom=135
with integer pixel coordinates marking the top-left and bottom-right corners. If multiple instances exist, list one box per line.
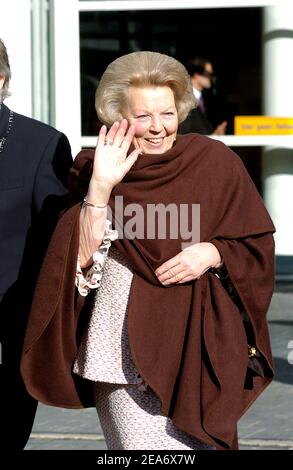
left=95, top=51, right=196, bottom=126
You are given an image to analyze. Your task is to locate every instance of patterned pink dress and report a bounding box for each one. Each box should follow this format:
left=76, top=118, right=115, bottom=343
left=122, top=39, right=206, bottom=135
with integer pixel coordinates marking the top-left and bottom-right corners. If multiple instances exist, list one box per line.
left=73, top=222, right=213, bottom=450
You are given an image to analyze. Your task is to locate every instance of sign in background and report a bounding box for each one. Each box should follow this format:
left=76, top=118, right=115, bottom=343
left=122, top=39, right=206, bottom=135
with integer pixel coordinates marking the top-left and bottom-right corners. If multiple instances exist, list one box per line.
left=235, top=116, right=293, bottom=135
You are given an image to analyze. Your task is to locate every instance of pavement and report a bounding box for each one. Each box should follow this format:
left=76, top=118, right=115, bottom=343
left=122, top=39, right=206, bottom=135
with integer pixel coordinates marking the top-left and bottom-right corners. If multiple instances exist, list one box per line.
left=25, top=287, right=293, bottom=451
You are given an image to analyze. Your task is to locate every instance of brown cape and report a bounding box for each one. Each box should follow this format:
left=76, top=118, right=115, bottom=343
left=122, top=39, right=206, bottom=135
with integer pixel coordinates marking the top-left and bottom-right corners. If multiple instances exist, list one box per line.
left=21, top=134, right=275, bottom=450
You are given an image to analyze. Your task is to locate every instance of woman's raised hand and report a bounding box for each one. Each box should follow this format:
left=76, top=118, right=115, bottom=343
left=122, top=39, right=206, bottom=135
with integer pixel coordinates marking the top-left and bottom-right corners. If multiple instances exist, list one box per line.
left=90, top=119, right=140, bottom=192
left=80, top=119, right=140, bottom=266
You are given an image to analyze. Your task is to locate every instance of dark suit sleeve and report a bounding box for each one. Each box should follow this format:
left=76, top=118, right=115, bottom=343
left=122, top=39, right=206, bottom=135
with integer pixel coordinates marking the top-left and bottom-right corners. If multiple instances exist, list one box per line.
left=13, top=132, right=73, bottom=309
left=24, top=132, right=73, bottom=295
left=1, top=131, right=73, bottom=354
left=32, top=132, right=73, bottom=213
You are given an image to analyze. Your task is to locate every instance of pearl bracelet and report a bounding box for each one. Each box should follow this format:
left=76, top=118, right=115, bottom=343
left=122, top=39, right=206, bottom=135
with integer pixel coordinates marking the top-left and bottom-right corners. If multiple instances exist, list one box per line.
left=82, top=196, right=107, bottom=209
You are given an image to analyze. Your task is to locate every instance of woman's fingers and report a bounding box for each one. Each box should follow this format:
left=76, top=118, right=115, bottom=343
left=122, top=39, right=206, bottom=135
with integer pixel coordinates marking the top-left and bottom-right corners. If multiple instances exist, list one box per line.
left=104, top=119, right=129, bottom=148
left=162, top=269, right=190, bottom=285
left=123, top=148, right=141, bottom=173
left=158, top=265, right=202, bottom=285
left=96, top=121, right=130, bottom=156
left=112, top=119, right=129, bottom=147
left=104, top=121, right=120, bottom=144
left=93, top=120, right=139, bottom=186
left=155, top=262, right=182, bottom=284
left=155, top=250, right=204, bottom=285
left=112, top=119, right=136, bottom=154
left=177, top=274, right=198, bottom=284
left=155, top=254, right=181, bottom=278
left=96, top=125, right=107, bottom=149
left=99, top=120, right=135, bottom=156
left=121, top=124, right=136, bottom=152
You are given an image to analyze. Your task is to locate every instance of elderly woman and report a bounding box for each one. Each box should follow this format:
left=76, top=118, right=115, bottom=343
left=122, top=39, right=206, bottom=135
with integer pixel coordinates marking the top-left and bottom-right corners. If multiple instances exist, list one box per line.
left=21, top=52, right=275, bottom=451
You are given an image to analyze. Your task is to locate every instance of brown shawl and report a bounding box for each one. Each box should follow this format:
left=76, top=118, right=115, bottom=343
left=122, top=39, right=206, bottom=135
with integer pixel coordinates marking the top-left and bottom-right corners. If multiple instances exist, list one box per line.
left=21, top=134, right=275, bottom=450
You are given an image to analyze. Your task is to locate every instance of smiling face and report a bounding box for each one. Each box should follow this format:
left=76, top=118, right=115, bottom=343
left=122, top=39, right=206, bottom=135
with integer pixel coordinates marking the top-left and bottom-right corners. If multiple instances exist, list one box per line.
left=123, top=86, right=178, bottom=154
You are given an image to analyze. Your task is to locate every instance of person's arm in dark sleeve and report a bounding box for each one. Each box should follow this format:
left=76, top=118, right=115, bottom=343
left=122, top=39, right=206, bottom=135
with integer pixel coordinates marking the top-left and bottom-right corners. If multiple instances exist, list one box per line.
left=32, top=132, right=73, bottom=217
left=25, top=132, right=73, bottom=279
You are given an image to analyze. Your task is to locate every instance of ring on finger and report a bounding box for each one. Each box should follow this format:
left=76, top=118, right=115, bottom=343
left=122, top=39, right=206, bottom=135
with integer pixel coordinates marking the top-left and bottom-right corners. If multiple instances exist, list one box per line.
left=105, top=140, right=113, bottom=146
left=175, top=274, right=181, bottom=282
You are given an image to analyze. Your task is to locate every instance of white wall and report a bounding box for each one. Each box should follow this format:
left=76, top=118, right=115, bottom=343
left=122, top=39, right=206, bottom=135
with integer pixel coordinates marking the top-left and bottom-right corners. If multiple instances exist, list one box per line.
left=50, top=0, right=81, bottom=155
left=0, top=0, right=32, bottom=117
